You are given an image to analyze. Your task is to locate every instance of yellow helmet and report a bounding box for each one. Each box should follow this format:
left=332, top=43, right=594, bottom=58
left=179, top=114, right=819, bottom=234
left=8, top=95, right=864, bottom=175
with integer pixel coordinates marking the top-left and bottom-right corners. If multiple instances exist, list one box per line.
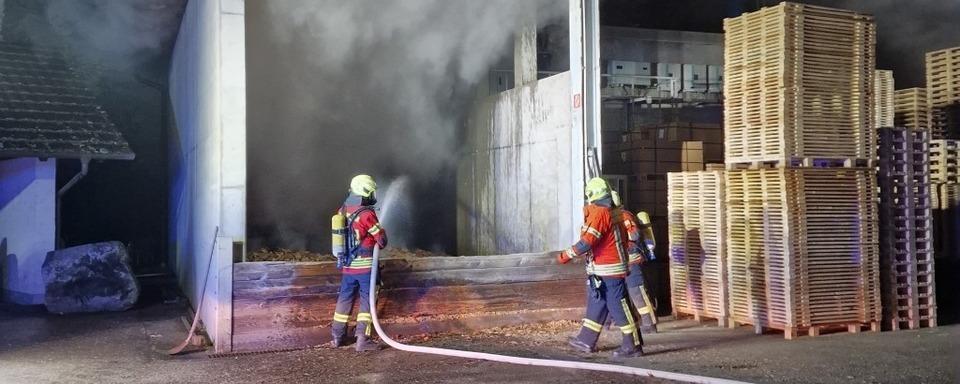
left=350, top=174, right=377, bottom=198
left=610, top=190, right=622, bottom=207
left=585, top=177, right=609, bottom=203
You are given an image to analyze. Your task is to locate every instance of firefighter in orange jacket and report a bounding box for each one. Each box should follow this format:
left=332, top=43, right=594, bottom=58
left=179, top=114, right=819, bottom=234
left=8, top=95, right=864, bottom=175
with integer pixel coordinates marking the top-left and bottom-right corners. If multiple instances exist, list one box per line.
left=331, top=175, right=388, bottom=352
left=611, top=191, right=658, bottom=333
left=555, top=177, right=643, bottom=357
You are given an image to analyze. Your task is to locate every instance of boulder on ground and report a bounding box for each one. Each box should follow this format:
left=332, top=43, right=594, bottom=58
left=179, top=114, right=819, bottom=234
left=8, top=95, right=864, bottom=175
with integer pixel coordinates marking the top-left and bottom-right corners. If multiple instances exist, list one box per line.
left=42, top=241, right=139, bottom=314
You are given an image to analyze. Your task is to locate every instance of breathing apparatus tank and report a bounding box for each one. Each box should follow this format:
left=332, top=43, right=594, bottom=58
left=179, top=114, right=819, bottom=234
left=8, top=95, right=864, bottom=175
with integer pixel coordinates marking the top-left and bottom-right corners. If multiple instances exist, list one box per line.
left=636, top=211, right=656, bottom=261
left=332, top=212, right=348, bottom=269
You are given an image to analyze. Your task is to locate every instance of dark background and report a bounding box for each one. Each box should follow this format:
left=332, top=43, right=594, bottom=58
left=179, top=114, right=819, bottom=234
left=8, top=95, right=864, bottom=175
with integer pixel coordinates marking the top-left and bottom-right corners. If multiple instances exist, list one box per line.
left=2, top=0, right=956, bottom=270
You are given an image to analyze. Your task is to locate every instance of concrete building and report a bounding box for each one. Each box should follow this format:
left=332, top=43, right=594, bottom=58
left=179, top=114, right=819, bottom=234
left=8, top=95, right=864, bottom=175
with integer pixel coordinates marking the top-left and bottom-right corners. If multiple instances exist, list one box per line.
left=0, top=42, right=133, bottom=305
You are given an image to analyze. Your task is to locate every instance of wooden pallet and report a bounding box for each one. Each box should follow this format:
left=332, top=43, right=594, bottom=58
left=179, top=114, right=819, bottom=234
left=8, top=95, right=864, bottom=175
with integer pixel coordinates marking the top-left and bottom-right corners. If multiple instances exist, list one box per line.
left=725, top=167, right=880, bottom=339
left=672, top=311, right=731, bottom=328
left=731, top=320, right=880, bottom=339
left=930, top=139, right=959, bottom=183
left=934, top=183, right=960, bottom=261
left=926, top=47, right=960, bottom=108
left=726, top=156, right=874, bottom=169
left=723, top=2, right=876, bottom=164
left=926, top=47, right=960, bottom=138
left=895, top=88, right=930, bottom=132
left=877, top=127, right=937, bottom=330
left=667, top=170, right=728, bottom=327
left=875, top=70, right=895, bottom=128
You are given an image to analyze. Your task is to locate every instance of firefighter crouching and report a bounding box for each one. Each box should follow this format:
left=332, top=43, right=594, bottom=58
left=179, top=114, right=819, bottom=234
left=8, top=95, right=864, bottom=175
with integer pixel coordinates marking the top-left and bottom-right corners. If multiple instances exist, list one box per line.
left=330, top=174, right=388, bottom=352
left=554, top=178, right=643, bottom=358
left=612, top=191, right=658, bottom=334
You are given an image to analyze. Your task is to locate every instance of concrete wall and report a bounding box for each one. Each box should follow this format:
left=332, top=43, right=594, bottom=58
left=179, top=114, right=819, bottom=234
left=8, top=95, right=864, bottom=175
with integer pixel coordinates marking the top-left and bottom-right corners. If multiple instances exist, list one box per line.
left=168, top=0, right=245, bottom=352
left=458, top=73, right=580, bottom=254
left=0, top=158, right=55, bottom=305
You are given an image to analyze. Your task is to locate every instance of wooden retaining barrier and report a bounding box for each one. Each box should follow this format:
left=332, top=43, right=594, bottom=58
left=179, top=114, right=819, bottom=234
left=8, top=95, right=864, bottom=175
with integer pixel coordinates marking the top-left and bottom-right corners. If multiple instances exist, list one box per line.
left=231, top=253, right=587, bottom=352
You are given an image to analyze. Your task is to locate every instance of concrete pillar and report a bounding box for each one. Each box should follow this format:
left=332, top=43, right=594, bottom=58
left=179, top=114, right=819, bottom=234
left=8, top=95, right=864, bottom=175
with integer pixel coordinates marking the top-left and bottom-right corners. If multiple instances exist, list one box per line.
left=169, top=0, right=245, bottom=353
left=514, top=21, right=537, bottom=86
left=1, top=158, right=56, bottom=305
left=567, top=0, right=586, bottom=243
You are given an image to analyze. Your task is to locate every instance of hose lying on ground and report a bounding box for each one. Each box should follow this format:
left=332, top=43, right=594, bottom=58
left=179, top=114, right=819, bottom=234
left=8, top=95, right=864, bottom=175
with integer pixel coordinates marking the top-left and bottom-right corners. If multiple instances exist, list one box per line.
left=367, top=247, right=752, bottom=384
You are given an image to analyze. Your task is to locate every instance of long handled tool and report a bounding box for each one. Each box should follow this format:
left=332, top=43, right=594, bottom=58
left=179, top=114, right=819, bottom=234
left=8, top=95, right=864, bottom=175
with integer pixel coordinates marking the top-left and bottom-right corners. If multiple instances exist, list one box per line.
left=168, top=226, right=220, bottom=355
left=367, top=246, right=751, bottom=384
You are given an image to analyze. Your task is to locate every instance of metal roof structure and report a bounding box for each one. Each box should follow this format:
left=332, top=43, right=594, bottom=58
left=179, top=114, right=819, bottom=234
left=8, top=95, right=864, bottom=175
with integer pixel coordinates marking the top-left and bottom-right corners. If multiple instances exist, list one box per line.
left=0, top=41, right=134, bottom=160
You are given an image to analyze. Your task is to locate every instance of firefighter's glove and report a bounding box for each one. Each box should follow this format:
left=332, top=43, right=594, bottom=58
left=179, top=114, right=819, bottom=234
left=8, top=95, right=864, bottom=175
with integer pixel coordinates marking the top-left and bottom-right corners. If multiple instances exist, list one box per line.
left=556, top=249, right=576, bottom=264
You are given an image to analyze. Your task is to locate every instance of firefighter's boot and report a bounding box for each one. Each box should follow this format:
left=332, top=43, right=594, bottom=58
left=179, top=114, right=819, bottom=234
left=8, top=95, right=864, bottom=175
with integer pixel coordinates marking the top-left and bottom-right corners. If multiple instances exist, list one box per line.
left=355, top=335, right=381, bottom=352
left=569, top=318, right=602, bottom=353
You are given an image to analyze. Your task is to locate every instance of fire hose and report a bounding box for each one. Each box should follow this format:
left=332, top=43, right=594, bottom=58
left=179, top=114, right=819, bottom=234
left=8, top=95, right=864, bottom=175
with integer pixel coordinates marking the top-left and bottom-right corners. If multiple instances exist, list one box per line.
left=367, top=247, right=752, bottom=384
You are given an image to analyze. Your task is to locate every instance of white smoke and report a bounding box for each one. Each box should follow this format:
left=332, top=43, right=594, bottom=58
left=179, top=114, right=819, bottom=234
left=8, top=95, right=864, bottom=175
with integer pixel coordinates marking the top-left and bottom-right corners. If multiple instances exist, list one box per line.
left=247, top=0, right=565, bottom=252
left=42, top=0, right=185, bottom=72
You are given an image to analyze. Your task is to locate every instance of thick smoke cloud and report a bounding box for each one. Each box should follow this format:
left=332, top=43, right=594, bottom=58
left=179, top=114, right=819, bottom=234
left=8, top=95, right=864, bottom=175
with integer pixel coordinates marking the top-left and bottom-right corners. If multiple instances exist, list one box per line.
left=3, top=0, right=186, bottom=79
left=247, top=1, right=564, bottom=253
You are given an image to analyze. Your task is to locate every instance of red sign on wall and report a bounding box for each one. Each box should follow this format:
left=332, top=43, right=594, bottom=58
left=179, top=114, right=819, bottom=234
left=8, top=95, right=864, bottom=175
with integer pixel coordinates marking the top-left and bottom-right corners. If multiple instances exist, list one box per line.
left=573, top=93, right=582, bottom=109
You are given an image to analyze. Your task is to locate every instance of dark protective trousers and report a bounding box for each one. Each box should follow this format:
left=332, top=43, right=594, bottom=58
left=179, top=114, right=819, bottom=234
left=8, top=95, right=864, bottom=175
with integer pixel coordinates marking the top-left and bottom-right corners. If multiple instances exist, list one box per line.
left=331, top=272, right=373, bottom=339
left=574, top=276, right=641, bottom=351
left=626, top=263, right=657, bottom=329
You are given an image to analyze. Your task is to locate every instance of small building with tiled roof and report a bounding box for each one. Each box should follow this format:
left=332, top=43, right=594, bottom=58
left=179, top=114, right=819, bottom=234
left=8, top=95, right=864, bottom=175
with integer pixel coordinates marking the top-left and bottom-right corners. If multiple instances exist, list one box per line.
left=0, top=41, right=133, bottom=305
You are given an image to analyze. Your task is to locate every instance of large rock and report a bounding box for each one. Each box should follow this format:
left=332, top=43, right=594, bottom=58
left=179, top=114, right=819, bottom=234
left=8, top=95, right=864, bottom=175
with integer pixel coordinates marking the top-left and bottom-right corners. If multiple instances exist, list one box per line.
left=42, top=242, right=139, bottom=314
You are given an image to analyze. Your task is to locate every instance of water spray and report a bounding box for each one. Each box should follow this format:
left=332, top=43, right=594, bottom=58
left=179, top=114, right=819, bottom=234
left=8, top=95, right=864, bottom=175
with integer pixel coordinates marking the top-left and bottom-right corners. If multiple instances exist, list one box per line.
left=378, top=176, right=413, bottom=250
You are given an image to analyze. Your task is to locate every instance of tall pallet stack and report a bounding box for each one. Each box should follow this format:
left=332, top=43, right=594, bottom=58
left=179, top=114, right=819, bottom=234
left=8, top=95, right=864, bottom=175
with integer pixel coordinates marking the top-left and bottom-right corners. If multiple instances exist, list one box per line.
left=894, top=88, right=930, bottom=132
left=931, top=139, right=960, bottom=261
left=667, top=170, right=728, bottom=326
left=722, top=3, right=881, bottom=339
left=926, top=47, right=960, bottom=139
left=875, top=70, right=895, bottom=128
left=724, top=3, right=875, bottom=165
left=877, top=128, right=937, bottom=330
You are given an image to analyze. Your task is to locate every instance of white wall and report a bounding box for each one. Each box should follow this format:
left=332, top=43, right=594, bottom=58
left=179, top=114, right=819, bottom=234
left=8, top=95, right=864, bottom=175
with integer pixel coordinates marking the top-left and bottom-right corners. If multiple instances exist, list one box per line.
left=457, top=73, right=580, bottom=254
left=0, top=158, right=55, bottom=305
left=169, top=0, right=245, bottom=352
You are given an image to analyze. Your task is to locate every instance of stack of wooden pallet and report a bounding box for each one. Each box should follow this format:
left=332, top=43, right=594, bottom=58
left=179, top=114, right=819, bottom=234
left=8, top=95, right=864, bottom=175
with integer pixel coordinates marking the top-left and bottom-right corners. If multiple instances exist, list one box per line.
left=721, top=3, right=881, bottom=339
left=724, top=2, right=876, bottom=166
left=931, top=139, right=960, bottom=262
left=666, top=170, right=728, bottom=326
left=895, top=88, right=930, bottom=132
left=875, top=70, right=895, bottom=128
left=725, top=167, right=880, bottom=338
left=926, top=47, right=960, bottom=139
left=930, top=139, right=959, bottom=184
left=877, top=127, right=937, bottom=330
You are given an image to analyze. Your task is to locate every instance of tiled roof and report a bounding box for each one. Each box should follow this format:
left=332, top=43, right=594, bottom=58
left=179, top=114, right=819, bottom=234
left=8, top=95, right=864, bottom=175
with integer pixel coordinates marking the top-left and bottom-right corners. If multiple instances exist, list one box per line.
left=0, top=42, right=134, bottom=160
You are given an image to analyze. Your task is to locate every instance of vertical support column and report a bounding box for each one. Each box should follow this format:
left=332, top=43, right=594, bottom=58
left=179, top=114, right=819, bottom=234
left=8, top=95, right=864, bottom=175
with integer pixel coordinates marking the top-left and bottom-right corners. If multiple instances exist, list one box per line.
left=583, top=0, right=602, bottom=171
left=567, top=0, right=586, bottom=244
left=217, top=0, right=245, bottom=353
left=514, top=20, right=537, bottom=86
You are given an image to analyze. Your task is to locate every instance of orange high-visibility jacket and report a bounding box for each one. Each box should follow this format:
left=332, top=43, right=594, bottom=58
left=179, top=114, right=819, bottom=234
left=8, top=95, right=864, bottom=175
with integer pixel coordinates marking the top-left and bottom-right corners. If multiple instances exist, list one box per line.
left=566, top=201, right=628, bottom=277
